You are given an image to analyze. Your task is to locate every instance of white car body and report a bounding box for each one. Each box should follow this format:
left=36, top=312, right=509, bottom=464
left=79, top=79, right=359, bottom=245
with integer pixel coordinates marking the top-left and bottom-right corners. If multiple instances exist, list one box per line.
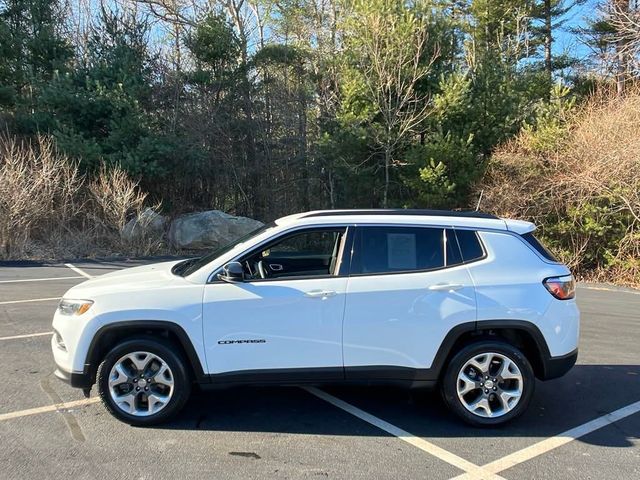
left=52, top=210, right=579, bottom=400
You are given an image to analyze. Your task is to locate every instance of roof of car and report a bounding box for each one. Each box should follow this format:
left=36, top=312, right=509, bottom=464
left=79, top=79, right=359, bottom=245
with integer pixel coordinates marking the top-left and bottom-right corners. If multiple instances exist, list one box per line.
left=275, top=209, right=535, bottom=234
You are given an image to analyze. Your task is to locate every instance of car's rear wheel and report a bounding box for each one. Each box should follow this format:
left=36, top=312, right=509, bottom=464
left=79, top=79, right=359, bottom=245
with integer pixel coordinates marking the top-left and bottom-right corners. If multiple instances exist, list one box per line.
left=97, top=336, right=191, bottom=426
left=441, top=340, right=534, bottom=426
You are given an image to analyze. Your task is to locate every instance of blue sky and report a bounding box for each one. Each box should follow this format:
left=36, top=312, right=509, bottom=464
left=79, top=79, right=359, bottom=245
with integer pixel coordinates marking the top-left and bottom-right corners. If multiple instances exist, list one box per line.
left=554, top=0, right=600, bottom=59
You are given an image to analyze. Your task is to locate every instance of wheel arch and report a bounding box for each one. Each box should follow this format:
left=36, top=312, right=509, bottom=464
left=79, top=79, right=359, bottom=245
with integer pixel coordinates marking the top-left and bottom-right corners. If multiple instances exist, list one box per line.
left=84, top=321, right=208, bottom=385
left=432, top=320, right=551, bottom=380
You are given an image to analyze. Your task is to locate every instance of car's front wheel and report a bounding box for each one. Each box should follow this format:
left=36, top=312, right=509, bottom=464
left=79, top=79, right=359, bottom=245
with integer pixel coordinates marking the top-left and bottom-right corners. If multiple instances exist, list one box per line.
left=441, top=340, right=534, bottom=426
left=96, top=336, right=191, bottom=426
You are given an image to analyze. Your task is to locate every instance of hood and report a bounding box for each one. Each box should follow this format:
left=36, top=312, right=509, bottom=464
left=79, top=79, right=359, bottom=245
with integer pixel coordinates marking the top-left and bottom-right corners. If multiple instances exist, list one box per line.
left=63, top=260, right=186, bottom=299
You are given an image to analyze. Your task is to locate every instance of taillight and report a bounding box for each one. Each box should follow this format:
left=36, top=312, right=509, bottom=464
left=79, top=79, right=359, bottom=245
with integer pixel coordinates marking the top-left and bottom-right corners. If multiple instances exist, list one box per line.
left=543, top=275, right=575, bottom=300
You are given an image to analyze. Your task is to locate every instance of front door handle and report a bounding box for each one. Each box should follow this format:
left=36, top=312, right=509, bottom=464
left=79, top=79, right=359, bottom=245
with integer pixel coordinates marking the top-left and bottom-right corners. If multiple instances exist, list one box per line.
left=269, top=263, right=284, bottom=271
left=305, top=290, right=337, bottom=298
left=428, top=283, right=464, bottom=292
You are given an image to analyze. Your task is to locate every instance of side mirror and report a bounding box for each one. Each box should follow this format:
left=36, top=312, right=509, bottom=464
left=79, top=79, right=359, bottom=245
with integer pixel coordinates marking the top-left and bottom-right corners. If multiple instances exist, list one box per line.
left=218, top=261, right=245, bottom=283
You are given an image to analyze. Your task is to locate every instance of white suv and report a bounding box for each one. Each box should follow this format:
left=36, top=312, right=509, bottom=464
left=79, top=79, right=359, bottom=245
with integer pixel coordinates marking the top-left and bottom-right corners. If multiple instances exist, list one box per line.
left=52, top=210, right=579, bottom=426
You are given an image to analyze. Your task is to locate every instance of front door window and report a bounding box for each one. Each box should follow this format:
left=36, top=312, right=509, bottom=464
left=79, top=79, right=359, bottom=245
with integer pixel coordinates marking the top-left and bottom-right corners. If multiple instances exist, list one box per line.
left=241, top=228, right=346, bottom=280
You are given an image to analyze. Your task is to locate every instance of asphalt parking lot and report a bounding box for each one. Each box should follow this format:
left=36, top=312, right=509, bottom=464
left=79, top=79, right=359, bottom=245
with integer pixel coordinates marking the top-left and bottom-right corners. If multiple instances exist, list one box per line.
left=0, top=259, right=638, bottom=480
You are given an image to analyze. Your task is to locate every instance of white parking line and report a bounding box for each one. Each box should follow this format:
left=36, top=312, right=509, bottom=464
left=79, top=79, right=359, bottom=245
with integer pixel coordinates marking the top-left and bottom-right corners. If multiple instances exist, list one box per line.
left=0, top=276, right=83, bottom=284
left=64, top=263, right=93, bottom=279
left=580, top=285, right=640, bottom=295
left=305, top=387, right=505, bottom=480
left=0, top=397, right=100, bottom=422
left=0, top=331, right=52, bottom=341
left=0, top=297, right=60, bottom=305
left=451, top=399, right=640, bottom=479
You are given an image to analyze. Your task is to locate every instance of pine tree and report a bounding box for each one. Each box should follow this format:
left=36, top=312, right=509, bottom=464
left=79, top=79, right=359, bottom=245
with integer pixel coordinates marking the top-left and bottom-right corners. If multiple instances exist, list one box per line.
left=0, top=0, right=71, bottom=125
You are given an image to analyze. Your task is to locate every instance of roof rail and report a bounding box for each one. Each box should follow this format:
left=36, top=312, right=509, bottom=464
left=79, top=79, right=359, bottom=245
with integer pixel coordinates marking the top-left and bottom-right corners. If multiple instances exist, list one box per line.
left=301, top=209, right=499, bottom=220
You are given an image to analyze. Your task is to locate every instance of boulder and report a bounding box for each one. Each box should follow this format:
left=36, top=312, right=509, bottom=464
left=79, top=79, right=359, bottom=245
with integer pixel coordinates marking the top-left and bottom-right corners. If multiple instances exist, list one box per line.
left=168, top=210, right=263, bottom=250
left=121, top=208, right=167, bottom=241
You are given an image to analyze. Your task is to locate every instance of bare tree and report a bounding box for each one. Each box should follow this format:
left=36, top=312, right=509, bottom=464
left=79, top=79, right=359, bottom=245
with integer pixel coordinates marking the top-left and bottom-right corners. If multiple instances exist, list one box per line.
left=610, top=0, right=640, bottom=63
left=344, top=0, right=438, bottom=207
left=599, top=0, right=640, bottom=95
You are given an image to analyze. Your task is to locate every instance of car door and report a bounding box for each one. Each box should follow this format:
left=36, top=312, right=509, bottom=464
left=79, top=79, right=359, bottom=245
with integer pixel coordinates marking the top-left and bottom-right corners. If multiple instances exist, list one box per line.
left=342, top=225, right=477, bottom=380
left=202, top=226, right=351, bottom=381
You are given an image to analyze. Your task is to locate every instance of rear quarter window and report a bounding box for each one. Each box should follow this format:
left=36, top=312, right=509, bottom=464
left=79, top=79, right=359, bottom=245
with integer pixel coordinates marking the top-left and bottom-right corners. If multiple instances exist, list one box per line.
left=520, top=232, right=558, bottom=262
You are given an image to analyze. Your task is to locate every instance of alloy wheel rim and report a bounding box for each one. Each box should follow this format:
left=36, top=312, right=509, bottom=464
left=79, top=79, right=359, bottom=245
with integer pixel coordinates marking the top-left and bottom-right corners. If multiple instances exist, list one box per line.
left=456, top=352, right=523, bottom=418
left=108, top=351, right=174, bottom=417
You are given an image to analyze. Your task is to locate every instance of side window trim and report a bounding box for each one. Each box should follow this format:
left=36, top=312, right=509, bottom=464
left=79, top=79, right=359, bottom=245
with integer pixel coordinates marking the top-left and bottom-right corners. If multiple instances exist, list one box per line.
left=443, top=229, right=448, bottom=266
left=445, top=228, right=463, bottom=267
left=335, top=226, right=354, bottom=276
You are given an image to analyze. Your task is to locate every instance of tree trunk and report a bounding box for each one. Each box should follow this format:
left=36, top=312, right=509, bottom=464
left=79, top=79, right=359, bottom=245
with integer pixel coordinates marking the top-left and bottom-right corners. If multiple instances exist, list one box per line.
left=544, top=0, right=553, bottom=90
left=298, top=65, right=310, bottom=212
left=171, top=9, right=181, bottom=134
left=225, top=0, right=262, bottom=217
left=616, top=47, right=626, bottom=96
left=383, top=148, right=391, bottom=208
left=240, top=76, right=260, bottom=217
left=615, top=0, right=630, bottom=96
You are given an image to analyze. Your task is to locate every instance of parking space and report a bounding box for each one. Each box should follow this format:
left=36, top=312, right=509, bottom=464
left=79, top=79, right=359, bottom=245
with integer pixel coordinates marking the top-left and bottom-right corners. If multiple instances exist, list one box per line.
left=0, top=260, right=638, bottom=479
left=498, top=412, right=640, bottom=480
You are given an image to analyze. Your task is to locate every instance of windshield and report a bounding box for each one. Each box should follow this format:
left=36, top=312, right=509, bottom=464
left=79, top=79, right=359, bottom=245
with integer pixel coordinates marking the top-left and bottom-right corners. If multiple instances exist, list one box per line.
left=172, top=222, right=276, bottom=277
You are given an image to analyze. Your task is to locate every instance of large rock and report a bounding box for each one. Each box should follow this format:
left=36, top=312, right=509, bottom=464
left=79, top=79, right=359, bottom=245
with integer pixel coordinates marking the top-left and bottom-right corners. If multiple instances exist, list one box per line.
left=122, top=208, right=167, bottom=241
left=168, top=210, right=263, bottom=250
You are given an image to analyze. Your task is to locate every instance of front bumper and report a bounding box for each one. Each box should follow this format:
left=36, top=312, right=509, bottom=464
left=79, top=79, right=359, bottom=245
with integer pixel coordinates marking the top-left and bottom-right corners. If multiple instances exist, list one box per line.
left=541, top=348, right=578, bottom=380
left=54, top=364, right=93, bottom=389
left=51, top=305, right=98, bottom=377
left=52, top=324, right=94, bottom=390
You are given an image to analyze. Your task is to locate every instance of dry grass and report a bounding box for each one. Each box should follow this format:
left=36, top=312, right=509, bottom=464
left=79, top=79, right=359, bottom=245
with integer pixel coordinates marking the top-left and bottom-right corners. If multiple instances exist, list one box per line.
left=0, top=135, right=82, bottom=256
left=0, top=134, right=166, bottom=260
left=87, top=165, right=164, bottom=255
left=89, top=165, right=148, bottom=234
left=481, top=87, right=640, bottom=285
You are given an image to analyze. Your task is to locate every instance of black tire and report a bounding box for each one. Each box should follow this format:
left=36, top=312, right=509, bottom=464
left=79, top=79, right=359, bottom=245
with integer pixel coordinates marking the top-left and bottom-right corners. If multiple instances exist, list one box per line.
left=97, top=335, right=192, bottom=426
left=441, top=340, right=535, bottom=427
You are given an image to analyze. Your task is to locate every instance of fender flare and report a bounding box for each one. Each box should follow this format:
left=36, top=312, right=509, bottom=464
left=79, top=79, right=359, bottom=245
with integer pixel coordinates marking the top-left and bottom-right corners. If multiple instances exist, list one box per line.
left=430, top=320, right=552, bottom=379
left=84, top=320, right=208, bottom=384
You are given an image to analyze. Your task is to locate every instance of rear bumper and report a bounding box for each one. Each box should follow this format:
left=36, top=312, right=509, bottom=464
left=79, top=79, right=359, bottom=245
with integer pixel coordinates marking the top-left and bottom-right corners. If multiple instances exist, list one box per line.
left=541, top=348, right=578, bottom=380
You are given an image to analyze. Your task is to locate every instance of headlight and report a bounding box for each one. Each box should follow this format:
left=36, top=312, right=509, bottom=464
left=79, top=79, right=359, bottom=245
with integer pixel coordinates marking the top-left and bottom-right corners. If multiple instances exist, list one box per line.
left=57, top=299, right=94, bottom=316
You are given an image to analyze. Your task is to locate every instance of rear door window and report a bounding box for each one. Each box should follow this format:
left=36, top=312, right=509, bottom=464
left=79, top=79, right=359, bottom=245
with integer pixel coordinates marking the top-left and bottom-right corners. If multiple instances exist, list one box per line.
left=351, top=226, right=445, bottom=275
left=445, top=229, right=463, bottom=266
left=454, top=229, right=485, bottom=263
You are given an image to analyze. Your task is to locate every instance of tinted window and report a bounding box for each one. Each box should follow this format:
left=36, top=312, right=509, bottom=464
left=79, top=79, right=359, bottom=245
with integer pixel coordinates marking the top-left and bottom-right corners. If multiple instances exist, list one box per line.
left=352, top=227, right=445, bottom=274
left=445, top=229, right=463, bottom=266
left=455, top=229, right=485, bottom=262
left=266, top=230, right=340, bottom=258
left=521, top=232, right=558, bottom=262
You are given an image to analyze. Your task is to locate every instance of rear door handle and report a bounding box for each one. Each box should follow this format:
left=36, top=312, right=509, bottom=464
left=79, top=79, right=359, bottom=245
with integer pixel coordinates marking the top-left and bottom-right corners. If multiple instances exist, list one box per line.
left=428, top=283, right=464, bottom=292
left=305, top=290, right=337, bottom=298
left=269, top=264, right=284, bottom=271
